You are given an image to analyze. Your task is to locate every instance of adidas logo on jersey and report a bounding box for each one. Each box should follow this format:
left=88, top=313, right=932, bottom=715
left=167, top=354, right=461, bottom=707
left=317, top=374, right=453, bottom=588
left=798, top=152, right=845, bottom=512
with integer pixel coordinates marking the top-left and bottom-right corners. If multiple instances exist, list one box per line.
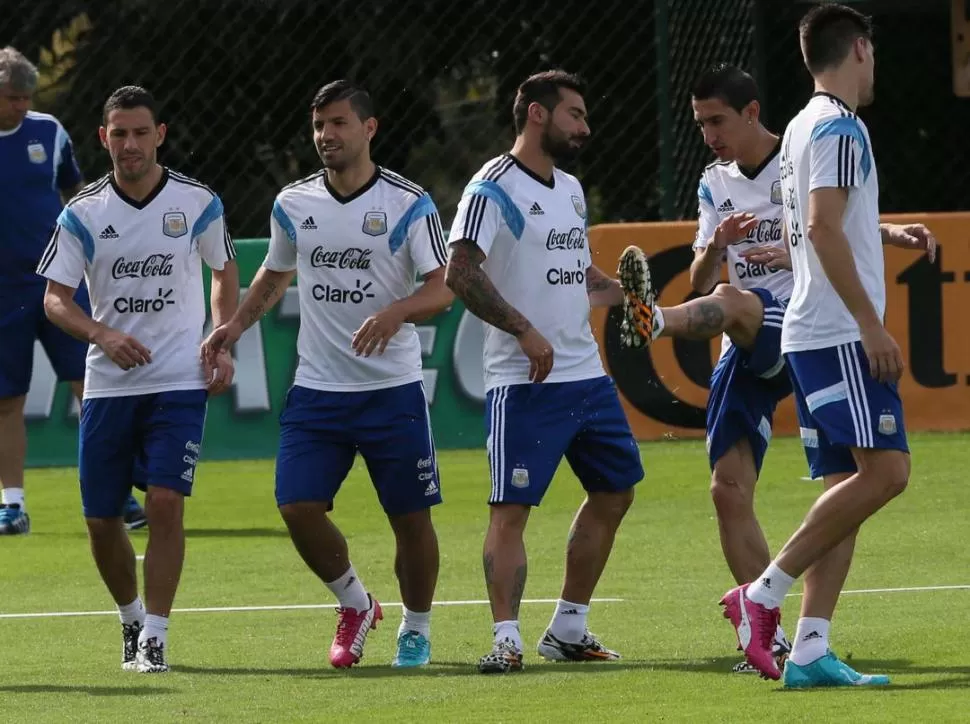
left=300, top=216, right=317, bottom=230
left=529, top=202, right=544, bottom=216
left=717, top=199, right=735, bottom=213
left=424, top=480, right=439, bottom=497
left=99, top=225, right=120, bottom=239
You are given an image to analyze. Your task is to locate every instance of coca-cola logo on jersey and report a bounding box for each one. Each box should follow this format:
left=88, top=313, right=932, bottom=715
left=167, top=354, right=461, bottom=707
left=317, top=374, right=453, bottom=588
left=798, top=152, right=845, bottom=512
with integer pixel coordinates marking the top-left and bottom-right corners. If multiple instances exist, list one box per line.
left=546, top=227, right=586, bottom=251
left=310, top=246, right=372, bottom=270
left=743, top=218, right=783, bottom=244
left=111, top=254, right=175, bottom=279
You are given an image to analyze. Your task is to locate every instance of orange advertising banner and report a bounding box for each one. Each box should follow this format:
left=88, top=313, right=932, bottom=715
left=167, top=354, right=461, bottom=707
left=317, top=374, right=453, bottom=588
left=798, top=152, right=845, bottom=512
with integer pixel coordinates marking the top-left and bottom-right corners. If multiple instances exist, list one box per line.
left=588, top=213, right=970, bottom=441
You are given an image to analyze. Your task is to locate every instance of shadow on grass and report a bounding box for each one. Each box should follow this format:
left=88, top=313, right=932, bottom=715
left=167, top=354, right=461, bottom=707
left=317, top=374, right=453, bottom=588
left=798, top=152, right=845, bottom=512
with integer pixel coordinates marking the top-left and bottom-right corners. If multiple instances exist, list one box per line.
left=183, top=527, right=290, bottom=539
left=0, top=684, right=176, bottom=696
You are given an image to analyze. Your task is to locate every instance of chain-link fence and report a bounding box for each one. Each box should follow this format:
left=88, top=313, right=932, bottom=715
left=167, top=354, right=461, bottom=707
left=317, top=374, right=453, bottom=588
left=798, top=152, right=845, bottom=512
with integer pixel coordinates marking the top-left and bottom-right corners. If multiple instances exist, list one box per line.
left=5, top=0, right=968, bottom=239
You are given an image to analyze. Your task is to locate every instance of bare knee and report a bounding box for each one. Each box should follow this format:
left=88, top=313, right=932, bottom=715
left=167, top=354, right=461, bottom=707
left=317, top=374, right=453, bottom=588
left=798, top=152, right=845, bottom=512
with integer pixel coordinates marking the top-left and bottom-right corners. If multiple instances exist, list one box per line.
left=86, top=516, right=124, bottom=540
left=869, top=451, right=911, bottom=499
left=0, top=395, right=25, bottom=419
left=710, top=469, right=755, bottom=518
left=587, top=488, right=634, bottom=522
left=145, top=487, right=184, bottom=529
left=488, top=503, right=530, bottom=539
left=278, top=501, right=326, bottom=528
left=389, top=508, right=435, bottom=539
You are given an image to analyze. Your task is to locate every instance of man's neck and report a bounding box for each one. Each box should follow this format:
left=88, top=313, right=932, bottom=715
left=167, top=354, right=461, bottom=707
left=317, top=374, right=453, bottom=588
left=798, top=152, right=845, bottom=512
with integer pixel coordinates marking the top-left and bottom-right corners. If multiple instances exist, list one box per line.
left=814, top=76, right=858, bottom=113
left=326, top=160, right=377, bottom=198
left=736, top=128, right=780, bottom=173
left=113, top=163, right=164, bottom=201
left=510, top=135, right=555, bottom=182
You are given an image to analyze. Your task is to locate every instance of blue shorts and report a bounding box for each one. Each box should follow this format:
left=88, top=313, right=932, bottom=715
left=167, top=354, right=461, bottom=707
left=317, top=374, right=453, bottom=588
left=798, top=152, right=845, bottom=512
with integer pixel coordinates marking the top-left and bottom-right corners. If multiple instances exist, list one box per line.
left=484, top=376, right=643, bottom=506
left=275, top=382, right=441, bottom=516
left=0, top=284, right=89, bottom=398
left=706, top=288, right=792, bottom=475
left=79, top=389, right=208, bottom=518
left=786, top=341, right=909, bottom=478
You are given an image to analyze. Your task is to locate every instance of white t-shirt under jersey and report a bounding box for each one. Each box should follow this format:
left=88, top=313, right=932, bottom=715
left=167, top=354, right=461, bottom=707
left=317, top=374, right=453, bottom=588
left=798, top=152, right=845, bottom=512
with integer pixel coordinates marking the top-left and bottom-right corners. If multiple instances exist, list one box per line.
left=37, top=168, right=236, bottom=398
left=447, top=154, right=604, bottom=392
left=779, top=92, right=883, bottom=353
left=264, top=167, right=448, bottom=392
left=693, top=144, right=793, bottom=303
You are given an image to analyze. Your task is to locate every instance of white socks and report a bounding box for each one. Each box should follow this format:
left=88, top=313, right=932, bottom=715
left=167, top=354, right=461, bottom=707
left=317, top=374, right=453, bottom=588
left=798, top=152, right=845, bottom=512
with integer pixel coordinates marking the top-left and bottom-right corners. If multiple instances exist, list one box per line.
left=1, top=487, right=24, bottom=509
left=548, top=599, right=589, bottom=643
left=140, top=613, right=169, bottom=650
left=399, top=607, right=431, bottom=639
left=789, top=617, right=830, bottom=666
left=652, top=306, right=665, bottom=339
left=493, top=620, right=522, bottom=651
left=118, top=597, right=146, bottom=627
left=746, top=563, right=795, bottom=610
left=325, top=564, right=370, bottom=613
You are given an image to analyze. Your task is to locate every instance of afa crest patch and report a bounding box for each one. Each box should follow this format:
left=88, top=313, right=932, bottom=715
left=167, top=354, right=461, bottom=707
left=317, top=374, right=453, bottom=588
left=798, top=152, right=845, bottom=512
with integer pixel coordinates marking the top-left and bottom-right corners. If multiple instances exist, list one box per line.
left=362, top=211, right=387, bottom=236
left=571, top=195, right=587, bottom=219
left=770, top=180, right=783, bottom=205
left=510, top=467, right=530, bottom=488
left=27, top=142, right=47, bottom=164
left=162, top=211, right=188, bottom=238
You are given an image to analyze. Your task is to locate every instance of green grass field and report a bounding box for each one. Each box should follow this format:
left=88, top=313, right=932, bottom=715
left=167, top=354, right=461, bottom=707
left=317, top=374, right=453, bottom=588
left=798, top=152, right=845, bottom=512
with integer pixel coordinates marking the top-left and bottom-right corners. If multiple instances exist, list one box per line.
left=4, top=432, right=970, bottom=722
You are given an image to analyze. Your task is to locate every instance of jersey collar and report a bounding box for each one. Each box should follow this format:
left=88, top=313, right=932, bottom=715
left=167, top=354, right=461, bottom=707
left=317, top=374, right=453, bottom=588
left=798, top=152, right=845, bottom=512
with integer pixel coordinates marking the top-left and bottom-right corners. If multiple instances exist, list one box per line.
left=811, top=91, right=855, bottom=114
left=323, top=166, right=381, bottom=204
left=737, top=139, right=781, bottom=181
left=110, top=167, right=170, bottom=210
left=506, top=153, right=555, bottom=189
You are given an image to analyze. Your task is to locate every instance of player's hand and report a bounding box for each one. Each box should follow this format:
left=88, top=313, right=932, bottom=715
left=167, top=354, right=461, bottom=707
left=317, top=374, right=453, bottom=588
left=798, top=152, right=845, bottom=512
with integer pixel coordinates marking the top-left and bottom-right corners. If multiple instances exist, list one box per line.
left=860, top=321, right=904, bottom=383
left=516, top=326, right=554, bottom=383
left=351, top=306, right=406, bottom=357
left=712, top=212, right=758, bottom=249
left=205, top=348, right=235, bottom=396
left=739, top=244, right=792, bottom=271
left=92, top=326, right=152, bottom=371
left=201, top=321, right=243, bottom=367
left=883, top=223, right=937, bottom=263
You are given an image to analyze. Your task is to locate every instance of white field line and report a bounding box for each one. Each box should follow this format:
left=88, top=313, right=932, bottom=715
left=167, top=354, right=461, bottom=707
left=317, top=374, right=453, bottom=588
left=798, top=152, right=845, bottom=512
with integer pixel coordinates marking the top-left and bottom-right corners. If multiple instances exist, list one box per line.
left=0, top=597, right=624, bottom=620
left=788, top=584, right=970, bottom=597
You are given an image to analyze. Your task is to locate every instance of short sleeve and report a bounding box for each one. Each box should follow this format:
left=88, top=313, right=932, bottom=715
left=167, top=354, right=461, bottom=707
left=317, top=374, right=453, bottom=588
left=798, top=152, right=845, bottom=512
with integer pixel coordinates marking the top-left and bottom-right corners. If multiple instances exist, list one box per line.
left=193, top=194, right=236, bottom=270
left=447, top=180, right=522, bottom=257
left=54, top=121, right=82, bottom=191
left=693, top=176, right=719, bottom=251
left=36, top=206, right=89, bottom=287
left=263, top=199, right=298, bottom=272
left=809, top=116, right=872, bottom=191
left=391, top=194, right=447, bottom=275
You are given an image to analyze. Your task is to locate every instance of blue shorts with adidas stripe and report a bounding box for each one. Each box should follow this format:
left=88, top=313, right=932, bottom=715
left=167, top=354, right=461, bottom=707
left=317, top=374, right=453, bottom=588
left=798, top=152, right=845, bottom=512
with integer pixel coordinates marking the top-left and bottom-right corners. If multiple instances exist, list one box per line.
left=785, top=341, right=909, bottom=479
left=79, top=389, right=208, bottom=518
left=706, top=288, right=792, bottom=475
left=484, top=376, right=643, bottom=507
left=274, top=381, right=441, bottom=516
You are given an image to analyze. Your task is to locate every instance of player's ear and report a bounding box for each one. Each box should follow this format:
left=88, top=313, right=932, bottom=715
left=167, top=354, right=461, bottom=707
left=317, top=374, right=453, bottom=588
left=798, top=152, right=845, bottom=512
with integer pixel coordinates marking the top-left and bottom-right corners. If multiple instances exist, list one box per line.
left=527, top=101, right=547, bottom=126
left=745, top=100, right=761, bottom=125
left=98, top=126, right=108, bottom=150
left=364, top=116, right=378, bottom=142
left=155, top=122, right=167, bottom=147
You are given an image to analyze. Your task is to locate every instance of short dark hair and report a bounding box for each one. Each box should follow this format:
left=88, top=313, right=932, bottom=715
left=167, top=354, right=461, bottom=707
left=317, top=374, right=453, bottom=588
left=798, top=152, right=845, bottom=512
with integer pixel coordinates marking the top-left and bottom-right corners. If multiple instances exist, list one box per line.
left=512, top=70, right=586, bottom=134
left=310, top=80, right=375, bottom=121
left=799, top=3, right=873, bottom=75
left=102, top=85, right=158, bottom=124
left=691, top=63, right=760, bottom=113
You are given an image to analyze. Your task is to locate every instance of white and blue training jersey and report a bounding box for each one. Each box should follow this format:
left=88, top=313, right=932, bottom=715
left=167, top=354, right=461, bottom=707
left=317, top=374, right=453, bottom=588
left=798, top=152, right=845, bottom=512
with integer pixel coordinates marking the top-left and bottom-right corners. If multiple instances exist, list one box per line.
left=779, top=92, right=883, bottom=353
left=447, top=154, right=604, bottom=392
left=264, top=167, right=447, bottom=392
left=37, top=168, right=236, bottom=398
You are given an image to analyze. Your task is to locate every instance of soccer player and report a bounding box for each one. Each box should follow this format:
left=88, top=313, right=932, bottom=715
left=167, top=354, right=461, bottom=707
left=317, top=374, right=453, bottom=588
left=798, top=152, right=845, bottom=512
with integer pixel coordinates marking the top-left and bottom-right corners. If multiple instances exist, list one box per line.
left=719, top=4, right=936, bottom=686
left=445, top=70, right=644, bottom=674
left=0, top=47, right=146, bottom=534
left=38, top=86, right=238, bottom=673
left=202, top=81, right=452, bottom=669
left=616, top=63, right=794, bottom=673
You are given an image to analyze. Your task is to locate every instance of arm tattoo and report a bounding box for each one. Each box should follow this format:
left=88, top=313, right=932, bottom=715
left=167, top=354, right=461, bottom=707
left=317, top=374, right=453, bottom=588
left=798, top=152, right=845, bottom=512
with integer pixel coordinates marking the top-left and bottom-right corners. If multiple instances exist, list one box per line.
left=483, top=552, right=495, bottom=586
left=510, top=563, right=527, bottom=619
left=686, top=301, right=725, bottom=336
left=586, top=272, right=613, bottom=293
left=446, top=241, right=531, bottom=337
left=244, top=280, right=279, bottom=328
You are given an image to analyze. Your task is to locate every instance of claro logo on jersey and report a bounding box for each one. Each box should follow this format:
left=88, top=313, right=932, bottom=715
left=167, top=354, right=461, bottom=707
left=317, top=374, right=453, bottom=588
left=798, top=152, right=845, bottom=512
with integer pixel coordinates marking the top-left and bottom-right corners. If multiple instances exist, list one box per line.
left=112, top=254, right=175, bottom=280
left=310, top=246, right=372, bottom=270
left=311, top=280, right=376, bottom=304
left=547, top=259, right=586, bottom=285
left=114, top=287, right=176, bottom=313
left=546, top=227, right=586, bottom=251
